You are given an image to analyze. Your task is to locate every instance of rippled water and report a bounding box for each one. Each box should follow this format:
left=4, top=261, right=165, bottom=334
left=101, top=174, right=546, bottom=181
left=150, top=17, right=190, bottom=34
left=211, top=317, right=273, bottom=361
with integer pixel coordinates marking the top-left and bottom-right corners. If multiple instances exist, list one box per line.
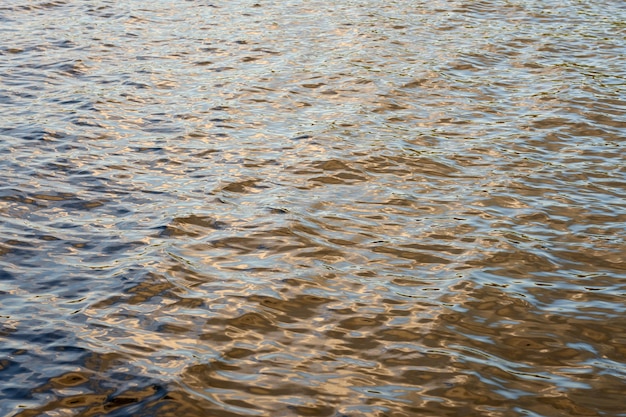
left=1, top=0, right=625, bottom=416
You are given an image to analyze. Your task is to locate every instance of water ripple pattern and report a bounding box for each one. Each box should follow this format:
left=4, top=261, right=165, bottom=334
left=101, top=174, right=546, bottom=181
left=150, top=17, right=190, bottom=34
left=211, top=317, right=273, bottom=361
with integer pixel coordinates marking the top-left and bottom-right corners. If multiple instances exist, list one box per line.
left=1, top=0, right=625, bottom=416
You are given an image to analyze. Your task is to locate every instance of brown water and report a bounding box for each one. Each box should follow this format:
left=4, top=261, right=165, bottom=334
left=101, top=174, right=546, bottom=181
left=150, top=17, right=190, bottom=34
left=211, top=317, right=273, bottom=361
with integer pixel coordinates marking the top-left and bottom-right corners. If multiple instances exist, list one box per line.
left=1, top=0, right=625, bottom=416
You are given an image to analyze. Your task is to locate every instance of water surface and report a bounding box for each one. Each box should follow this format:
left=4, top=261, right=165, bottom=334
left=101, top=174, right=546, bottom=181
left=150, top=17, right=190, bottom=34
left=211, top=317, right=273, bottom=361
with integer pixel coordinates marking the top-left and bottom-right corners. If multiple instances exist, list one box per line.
left=1, top=0, right=625, bottom=416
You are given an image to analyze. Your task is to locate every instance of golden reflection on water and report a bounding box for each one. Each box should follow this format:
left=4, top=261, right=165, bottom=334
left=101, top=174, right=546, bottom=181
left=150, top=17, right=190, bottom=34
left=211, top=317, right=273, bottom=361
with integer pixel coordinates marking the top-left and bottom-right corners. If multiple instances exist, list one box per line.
left=2, top=0, right=626, bottom=416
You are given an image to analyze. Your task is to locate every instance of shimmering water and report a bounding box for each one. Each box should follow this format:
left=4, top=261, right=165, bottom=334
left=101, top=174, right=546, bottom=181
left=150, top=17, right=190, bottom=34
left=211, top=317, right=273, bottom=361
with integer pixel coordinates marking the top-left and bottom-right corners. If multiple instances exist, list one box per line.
left=1, top=0, right=625, bottom=416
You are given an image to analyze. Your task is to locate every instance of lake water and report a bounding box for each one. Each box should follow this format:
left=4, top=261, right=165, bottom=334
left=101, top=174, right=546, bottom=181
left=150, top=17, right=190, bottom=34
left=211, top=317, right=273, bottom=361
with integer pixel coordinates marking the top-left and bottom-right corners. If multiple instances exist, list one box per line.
left=1, top=0, right=625, bottom=416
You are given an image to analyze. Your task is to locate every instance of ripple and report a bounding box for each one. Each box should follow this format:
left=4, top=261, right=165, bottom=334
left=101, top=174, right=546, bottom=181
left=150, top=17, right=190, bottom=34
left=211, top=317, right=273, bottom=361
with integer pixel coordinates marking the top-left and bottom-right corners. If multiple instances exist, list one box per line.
left=1, top=0, right=626, bottom=416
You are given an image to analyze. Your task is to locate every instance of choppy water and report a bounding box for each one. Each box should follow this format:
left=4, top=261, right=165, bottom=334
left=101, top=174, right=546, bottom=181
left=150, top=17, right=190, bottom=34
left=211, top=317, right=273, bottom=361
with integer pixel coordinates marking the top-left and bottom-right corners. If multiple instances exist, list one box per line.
left=1, top=0, right=625, bottom=416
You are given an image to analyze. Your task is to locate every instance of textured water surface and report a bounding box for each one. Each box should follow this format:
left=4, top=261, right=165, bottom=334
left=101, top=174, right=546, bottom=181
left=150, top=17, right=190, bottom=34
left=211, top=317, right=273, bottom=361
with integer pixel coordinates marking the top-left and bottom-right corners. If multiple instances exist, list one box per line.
left=1, top=0, right=625, bottom=416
